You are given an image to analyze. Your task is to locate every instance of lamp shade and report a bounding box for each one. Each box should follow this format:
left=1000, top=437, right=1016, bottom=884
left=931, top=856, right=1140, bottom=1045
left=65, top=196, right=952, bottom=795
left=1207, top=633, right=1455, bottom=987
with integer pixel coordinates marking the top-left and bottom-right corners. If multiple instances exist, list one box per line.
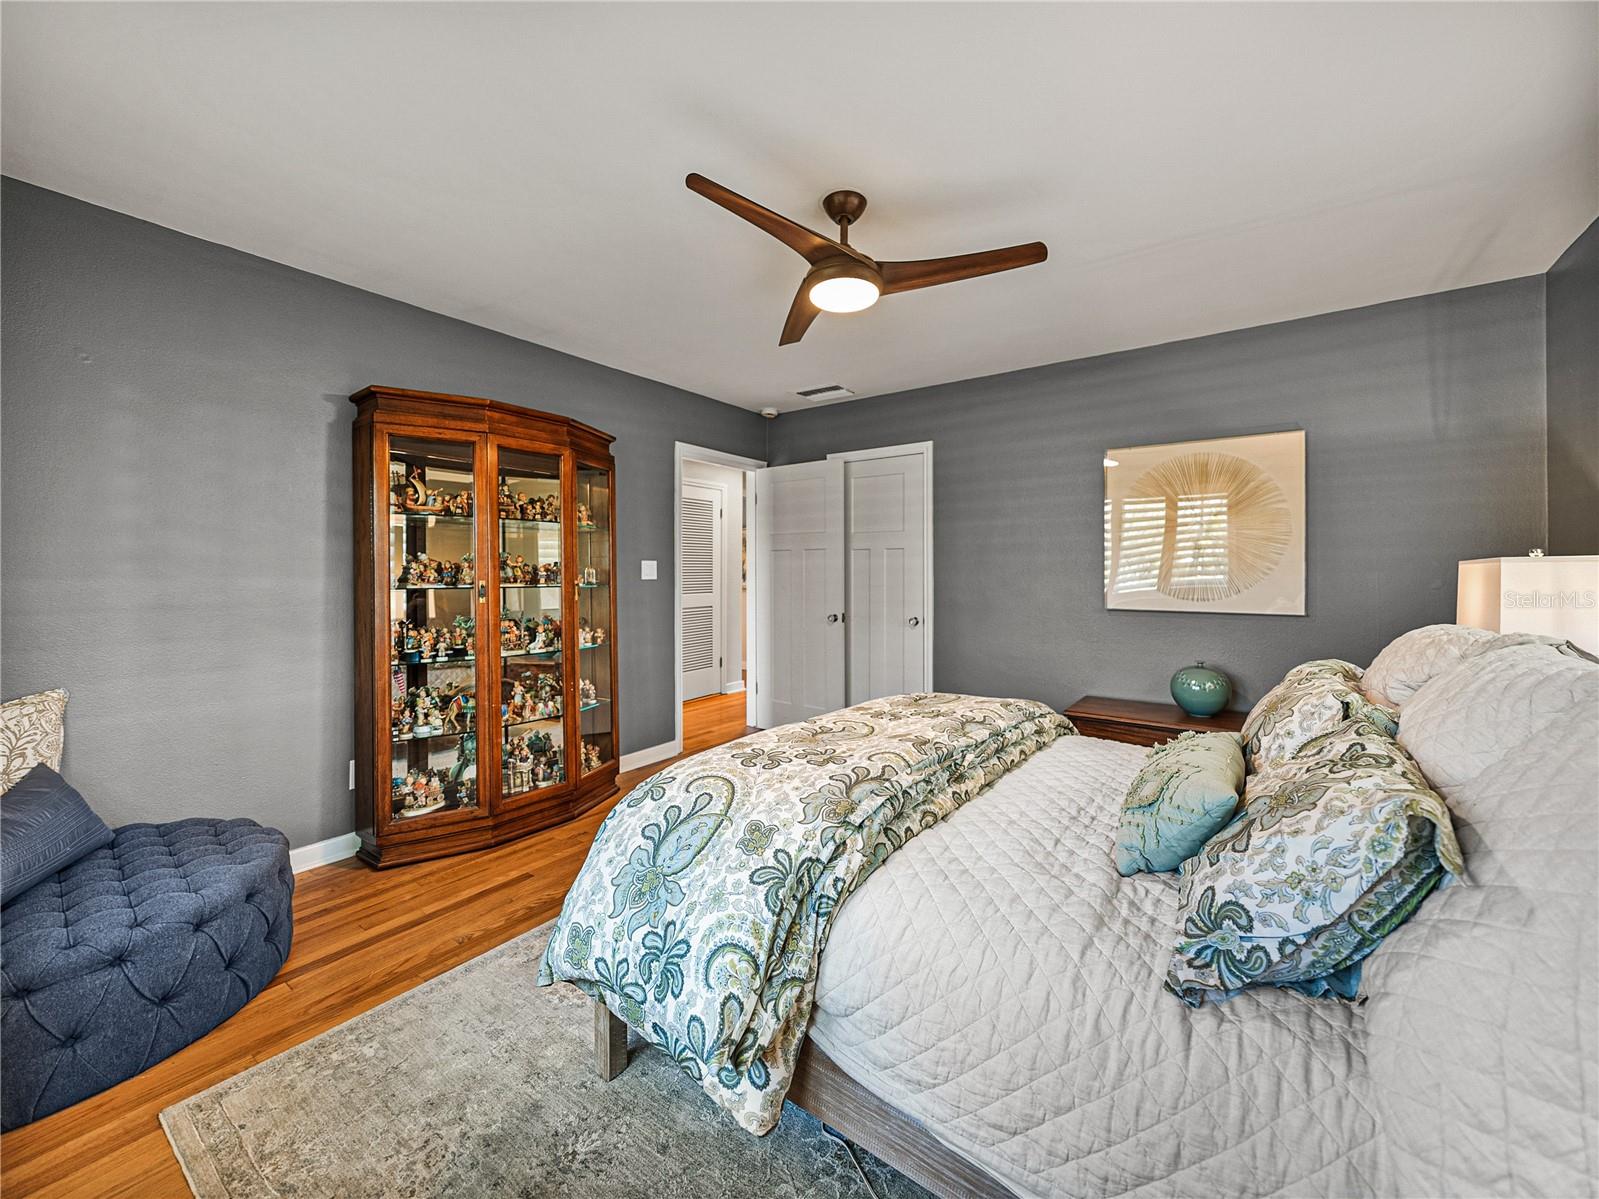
left=1456, top=555, right=1599, bottom=654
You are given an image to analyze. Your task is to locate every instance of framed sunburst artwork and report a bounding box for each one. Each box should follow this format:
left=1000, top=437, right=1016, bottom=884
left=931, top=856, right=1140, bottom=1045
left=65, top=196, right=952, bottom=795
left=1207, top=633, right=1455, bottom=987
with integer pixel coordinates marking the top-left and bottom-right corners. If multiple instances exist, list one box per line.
left=1104, top=430, right=1305, bottom=615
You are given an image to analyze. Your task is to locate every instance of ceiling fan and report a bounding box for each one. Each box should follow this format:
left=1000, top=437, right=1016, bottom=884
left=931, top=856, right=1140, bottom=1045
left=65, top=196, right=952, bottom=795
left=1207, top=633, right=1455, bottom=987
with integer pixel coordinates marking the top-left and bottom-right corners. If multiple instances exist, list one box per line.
left=685, top=173, right=1048, bottom=346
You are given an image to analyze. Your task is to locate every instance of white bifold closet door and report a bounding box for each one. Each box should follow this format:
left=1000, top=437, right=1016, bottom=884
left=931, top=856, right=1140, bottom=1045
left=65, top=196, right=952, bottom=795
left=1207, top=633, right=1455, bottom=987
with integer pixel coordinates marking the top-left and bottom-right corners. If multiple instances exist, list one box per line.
left=679, top=481, right=723, bottom=701
left=755, top=459, right=845, bottom=728
left=844, top=454, right=927, bottom=703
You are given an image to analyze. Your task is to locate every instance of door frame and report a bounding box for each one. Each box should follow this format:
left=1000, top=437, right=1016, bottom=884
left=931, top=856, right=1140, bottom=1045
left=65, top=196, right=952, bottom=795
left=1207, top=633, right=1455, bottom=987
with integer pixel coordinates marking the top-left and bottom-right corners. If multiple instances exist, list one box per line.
left=674, top=443, right=766, bottom=757
left=826, top=442, right=935, bottom=692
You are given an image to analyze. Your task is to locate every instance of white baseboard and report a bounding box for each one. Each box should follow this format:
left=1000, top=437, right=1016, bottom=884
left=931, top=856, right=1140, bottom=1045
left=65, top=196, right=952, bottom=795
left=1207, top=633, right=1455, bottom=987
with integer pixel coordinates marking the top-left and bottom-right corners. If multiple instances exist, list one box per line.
left=621, top=738, right=681, bottom=773
left=290, top=831, right=361, bottom=873
left=720, top=680, right=746, bottom=695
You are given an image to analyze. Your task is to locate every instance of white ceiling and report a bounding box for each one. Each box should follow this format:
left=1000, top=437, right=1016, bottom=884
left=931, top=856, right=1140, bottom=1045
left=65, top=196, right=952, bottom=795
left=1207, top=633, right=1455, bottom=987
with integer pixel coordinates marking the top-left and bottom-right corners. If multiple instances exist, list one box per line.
left=4, top=2, right=1595, bottom=413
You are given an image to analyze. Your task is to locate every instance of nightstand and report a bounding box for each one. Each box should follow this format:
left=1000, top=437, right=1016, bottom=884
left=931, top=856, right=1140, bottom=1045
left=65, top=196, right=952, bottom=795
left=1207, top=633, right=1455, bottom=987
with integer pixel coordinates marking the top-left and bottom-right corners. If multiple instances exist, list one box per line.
left=1064, top=695, right=1247, bottom=748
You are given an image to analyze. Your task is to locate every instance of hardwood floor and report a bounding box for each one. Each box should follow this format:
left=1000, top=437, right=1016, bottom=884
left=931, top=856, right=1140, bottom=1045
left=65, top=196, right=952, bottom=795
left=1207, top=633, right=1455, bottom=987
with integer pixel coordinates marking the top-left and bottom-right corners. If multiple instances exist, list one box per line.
left=0, top=691, right=757, bottom=1198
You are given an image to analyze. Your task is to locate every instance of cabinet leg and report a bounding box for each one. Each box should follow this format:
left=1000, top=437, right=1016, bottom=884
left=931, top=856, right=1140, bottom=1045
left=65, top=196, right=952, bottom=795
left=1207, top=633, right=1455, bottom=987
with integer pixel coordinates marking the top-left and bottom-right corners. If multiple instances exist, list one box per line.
left=595, top=1000, right=627, bottom=1081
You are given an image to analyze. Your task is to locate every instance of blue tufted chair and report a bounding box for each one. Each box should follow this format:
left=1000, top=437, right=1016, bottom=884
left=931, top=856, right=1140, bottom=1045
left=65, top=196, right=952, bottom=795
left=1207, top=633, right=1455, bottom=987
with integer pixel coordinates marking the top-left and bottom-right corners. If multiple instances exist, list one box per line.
left=1, top=818, right=293, bottom=1130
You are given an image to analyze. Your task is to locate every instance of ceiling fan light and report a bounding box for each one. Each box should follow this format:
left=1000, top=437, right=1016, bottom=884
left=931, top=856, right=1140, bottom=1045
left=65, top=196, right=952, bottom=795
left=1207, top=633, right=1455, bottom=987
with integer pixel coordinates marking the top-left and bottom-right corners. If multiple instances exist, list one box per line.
left=807, top=268, right=881, bottom=314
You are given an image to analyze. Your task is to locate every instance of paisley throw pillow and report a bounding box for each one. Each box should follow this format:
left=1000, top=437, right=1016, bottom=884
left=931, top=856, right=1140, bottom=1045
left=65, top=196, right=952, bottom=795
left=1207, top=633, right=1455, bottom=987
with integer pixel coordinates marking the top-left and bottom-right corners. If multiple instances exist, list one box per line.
left=1166, top=716, right=1463, bottom=1006
left=0, top=689, right=68, bottom=793
left=1240, top=660, right=1397, bottom=770
left=1115, top=731, right=1244, bottom=876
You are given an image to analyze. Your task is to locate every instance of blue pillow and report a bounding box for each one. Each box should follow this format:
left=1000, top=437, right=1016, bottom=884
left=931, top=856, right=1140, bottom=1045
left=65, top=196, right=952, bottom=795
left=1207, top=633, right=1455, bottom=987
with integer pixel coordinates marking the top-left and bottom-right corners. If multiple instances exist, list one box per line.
left=1, top=765, right=114, bottom=905
left=1115, top=731, right=1245, bottom=876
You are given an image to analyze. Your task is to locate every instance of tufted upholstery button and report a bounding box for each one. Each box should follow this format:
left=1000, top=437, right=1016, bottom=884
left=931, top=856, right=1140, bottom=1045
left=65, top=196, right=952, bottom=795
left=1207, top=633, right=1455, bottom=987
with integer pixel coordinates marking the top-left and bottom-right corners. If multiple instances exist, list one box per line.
left=1, top=817, right=294, bottom=1132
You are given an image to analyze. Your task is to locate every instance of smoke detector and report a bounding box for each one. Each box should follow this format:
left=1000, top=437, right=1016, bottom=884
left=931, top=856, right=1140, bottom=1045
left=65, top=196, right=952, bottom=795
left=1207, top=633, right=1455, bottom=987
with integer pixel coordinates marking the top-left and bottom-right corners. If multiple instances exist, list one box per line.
left=760, top=407, right=779, bottom=419
left=795, top=384, right=855, bottom=402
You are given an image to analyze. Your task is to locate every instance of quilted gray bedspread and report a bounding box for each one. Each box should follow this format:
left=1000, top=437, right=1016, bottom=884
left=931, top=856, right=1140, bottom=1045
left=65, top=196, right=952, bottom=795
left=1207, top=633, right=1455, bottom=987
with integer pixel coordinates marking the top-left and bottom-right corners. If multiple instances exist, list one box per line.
left=810, top=641, right=1598, bottom=1199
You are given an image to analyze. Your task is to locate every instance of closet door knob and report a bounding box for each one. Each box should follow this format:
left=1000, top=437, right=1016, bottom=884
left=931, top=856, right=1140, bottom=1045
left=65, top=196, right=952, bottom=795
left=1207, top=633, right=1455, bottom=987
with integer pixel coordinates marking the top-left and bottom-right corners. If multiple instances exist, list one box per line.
left=908, top=617, right=920, bottom=627
left=826, top=613, right=839, bottom=624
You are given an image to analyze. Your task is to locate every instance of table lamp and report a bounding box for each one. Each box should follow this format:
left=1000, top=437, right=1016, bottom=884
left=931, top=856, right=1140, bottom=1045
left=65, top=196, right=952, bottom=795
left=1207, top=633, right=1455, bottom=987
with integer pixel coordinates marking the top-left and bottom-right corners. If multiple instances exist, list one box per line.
left=1456, top=552, right=1599, bottom=654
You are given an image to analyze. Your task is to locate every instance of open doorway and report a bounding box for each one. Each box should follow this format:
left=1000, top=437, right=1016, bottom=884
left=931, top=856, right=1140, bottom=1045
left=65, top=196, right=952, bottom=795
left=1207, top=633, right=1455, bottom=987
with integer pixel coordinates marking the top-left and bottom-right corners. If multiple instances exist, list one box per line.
left=674, top=443, right=764, bottom=757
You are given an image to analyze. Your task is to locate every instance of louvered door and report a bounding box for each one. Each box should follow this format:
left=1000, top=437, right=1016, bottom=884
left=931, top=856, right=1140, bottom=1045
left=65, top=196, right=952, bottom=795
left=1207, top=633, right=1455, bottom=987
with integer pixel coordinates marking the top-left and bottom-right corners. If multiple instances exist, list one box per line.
left=680, top=481, right=723, bottom=700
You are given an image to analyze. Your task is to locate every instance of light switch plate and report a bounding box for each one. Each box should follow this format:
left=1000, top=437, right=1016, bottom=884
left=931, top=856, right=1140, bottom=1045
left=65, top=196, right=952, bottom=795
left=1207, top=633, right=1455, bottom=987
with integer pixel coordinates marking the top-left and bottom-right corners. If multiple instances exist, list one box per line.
left=641, top=559, right=658, bottom=580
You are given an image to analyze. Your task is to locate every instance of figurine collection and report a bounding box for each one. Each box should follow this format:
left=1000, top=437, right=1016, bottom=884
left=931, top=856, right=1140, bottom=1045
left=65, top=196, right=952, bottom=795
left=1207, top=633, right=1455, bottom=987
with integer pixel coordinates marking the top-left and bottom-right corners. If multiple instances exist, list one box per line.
left=503, top=729, right=563, bottom=791
left=394, top=616, right=474, bottom=662
left=501, top=615, right=560, bottom=656
left=499, top=553, right=559, bottom=585
left=392, top=465, right=473, bottom=517
left=395, top=552, right=475, bottom=588
left=505, top=672, right=563, bottom=723
left=498, top=483, right=560, bottom=523
left=392, top=735, right=476, bottom=817
left=393, top=683, right=475, bottom=739
left=578, top=618, right=607, bottom=648
left=581, top=741, right=604, bottom=773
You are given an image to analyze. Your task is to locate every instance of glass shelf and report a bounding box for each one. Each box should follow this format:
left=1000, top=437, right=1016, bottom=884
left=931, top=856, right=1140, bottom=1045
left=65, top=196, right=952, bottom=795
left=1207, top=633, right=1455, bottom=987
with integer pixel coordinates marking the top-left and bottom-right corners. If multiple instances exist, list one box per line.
left=501, top=518, right=561, bottom=531
left=392, top=584, right=473, bottom=592
left=501, top=582, right=563, bottom=590
left=499, top=644, right=602, bottom=660
left=579, top=699, right=609, bottom=712
left=392, top=725, right=474, bottom=744
left=504, top=714, right=563, bottom=730
left=390, top=512, right=473, bottom=525
left=395, top=654, right=475, bottom=665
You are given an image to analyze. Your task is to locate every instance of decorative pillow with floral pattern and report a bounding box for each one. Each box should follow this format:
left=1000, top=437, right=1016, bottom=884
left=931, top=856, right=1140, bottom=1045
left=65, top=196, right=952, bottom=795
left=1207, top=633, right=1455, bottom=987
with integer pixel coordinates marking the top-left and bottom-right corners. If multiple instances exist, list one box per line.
left=1165, top=716, right=1464, bottom=1007
left=1240, top=660, right=1398, bottom=771
left=0, top=689, right=68, bottom=793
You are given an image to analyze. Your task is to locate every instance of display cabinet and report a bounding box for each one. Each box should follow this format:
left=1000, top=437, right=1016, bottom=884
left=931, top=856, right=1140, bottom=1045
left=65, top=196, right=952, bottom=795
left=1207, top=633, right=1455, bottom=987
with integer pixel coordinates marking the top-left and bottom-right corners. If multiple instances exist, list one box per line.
left=351, top=386, right=619, bottom=867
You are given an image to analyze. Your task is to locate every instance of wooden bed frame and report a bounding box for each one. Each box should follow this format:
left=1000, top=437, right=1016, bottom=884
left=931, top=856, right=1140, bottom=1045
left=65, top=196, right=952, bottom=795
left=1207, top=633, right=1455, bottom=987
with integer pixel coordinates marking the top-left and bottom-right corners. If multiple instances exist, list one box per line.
left=594, top=1002, right=1016, bottom=1199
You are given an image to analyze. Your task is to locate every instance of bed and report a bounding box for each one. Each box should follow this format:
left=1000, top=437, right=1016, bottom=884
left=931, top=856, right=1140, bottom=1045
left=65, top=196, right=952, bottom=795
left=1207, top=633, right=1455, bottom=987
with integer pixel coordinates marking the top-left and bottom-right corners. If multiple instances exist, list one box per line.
left=565, top=636, right=1597, bottom=1199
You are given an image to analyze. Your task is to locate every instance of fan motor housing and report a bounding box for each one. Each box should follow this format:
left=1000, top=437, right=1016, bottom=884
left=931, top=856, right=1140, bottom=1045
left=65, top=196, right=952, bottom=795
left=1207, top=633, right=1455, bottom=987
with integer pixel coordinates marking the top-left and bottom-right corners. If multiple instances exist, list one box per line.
left=822, top=190, right=868, bottom=228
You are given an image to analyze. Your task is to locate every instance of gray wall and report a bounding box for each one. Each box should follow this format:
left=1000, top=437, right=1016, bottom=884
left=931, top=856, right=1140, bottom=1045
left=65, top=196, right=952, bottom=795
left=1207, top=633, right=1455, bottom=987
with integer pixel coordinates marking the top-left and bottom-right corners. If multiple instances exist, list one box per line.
left=1546, top=216, right=1599, bottom=555
left=768, top=277, right=1548, bottom=714
left=1, top=178, right=765, bottom=847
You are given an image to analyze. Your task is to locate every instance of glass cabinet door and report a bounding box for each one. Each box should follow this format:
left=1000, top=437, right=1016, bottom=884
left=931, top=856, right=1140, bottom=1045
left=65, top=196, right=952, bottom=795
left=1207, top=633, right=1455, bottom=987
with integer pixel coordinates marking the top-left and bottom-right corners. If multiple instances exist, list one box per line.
left=576, top=463, right=615, bottom=775
left=497, top=448, right=568, bottom=798
left=386, top=436, right=480, bottom=823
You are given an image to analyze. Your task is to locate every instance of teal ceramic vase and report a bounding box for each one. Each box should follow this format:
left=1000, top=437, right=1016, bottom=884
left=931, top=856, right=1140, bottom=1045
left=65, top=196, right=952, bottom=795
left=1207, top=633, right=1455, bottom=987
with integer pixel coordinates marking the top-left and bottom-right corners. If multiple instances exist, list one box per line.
left=1170, top=662, right=1232, bottom=717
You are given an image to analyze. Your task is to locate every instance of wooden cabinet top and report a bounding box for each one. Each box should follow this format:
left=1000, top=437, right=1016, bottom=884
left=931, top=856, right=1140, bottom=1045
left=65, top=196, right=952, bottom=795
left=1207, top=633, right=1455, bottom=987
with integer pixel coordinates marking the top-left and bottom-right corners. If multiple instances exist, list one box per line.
left=1065, top=694, right=1247, bottom=748
left=350, top=385, right=615, bottom=452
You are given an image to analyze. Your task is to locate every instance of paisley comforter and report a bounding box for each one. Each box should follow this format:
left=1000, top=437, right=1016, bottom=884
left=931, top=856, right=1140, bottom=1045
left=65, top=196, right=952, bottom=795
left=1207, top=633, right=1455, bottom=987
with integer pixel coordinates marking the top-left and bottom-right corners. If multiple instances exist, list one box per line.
left=536, top=692, right=1074, bottom=1133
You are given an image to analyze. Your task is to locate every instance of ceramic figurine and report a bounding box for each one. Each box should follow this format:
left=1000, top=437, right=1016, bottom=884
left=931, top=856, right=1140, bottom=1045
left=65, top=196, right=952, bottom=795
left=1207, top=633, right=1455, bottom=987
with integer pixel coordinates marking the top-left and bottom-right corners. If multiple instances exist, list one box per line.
left=582, top=742, right=602, bottom=773
left=498, top=482, right=516, bottom=518
left=579, top=678, right=598, bottom=707
left=577, top=503, right=592, bottom=527
left=403, top=466, right=446, bottom=514
left=441, top=690, right=474, bottom=733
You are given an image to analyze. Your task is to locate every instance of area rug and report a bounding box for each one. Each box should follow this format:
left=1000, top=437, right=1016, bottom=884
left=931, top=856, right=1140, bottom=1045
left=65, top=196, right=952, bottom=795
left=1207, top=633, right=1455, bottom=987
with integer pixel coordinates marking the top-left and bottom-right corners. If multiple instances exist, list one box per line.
left=161, top=921, right=930, bottom=1199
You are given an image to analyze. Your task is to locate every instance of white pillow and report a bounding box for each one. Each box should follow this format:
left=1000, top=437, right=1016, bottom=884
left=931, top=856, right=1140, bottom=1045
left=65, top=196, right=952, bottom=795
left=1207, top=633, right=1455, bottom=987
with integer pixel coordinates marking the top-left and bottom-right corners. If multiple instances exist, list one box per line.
left=1397, top=641, right=1597, bottom=799
left=1361, top=624, right=1498, bottom=708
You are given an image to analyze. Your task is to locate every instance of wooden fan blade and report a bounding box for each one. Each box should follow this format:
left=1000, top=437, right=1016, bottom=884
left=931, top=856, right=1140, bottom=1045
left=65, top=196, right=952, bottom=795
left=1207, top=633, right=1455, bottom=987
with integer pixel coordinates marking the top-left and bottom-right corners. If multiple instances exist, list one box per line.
left=879, top=242, right=1048, bottom=294
left=687, top=173, right=840, bottom=266
left=778, top=282, right=820, bottom=346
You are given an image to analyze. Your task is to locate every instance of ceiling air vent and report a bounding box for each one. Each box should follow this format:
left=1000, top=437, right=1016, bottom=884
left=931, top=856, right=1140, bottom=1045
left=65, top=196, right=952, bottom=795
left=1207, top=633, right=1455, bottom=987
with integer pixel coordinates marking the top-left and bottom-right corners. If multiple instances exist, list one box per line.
left=795, top=384, right=855, bottom=402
